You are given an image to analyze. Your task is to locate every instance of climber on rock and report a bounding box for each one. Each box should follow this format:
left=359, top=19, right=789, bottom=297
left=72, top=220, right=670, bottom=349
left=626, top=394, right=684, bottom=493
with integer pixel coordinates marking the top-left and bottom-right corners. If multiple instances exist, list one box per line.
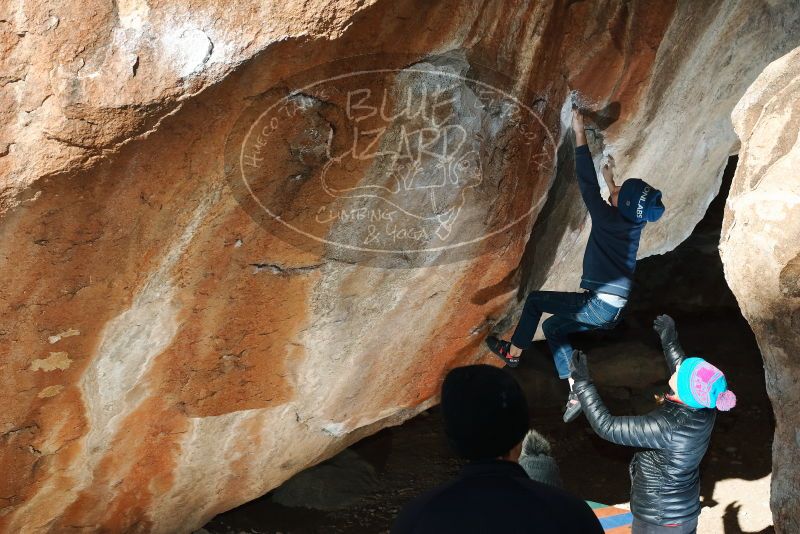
left=486, top=104, right=665, bottom=423
left=569, top=314, right=737, bottom=533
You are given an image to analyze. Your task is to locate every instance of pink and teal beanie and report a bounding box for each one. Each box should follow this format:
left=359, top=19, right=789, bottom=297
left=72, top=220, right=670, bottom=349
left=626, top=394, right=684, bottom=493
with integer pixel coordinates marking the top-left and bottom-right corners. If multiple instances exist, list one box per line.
left=676, top=357, right=737, bottom=411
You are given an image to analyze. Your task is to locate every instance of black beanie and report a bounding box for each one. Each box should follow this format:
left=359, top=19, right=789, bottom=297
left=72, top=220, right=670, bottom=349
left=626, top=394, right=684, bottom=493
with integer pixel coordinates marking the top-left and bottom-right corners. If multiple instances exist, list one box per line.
left=441, top=365, right=529, bottom=460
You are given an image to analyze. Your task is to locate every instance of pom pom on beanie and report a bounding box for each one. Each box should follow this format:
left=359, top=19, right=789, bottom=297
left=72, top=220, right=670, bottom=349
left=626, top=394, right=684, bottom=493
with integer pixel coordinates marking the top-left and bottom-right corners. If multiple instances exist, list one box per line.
left=716, top=390, right=737, bottom=411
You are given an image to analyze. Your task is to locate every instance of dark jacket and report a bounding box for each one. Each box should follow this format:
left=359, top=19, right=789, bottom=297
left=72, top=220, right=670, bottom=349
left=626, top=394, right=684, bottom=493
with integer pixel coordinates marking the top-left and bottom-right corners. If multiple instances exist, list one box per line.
left=575, top=144, right=645, bottom=298
left=574, top=340, right=716, bottom=526
left=391, top=459, right=603, bottom=534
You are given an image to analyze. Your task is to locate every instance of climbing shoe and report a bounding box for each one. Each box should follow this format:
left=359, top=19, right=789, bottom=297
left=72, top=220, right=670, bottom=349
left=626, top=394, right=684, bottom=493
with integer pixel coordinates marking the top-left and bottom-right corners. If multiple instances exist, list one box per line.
left=563, top=391, right=583, bottom=423
left=486, top=335, right=519, bottom=368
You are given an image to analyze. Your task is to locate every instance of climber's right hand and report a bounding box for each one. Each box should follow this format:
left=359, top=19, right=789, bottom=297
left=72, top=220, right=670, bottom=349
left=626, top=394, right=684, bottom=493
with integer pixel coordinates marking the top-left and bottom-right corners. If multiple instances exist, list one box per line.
left=571, top=106, right=585, bottom=132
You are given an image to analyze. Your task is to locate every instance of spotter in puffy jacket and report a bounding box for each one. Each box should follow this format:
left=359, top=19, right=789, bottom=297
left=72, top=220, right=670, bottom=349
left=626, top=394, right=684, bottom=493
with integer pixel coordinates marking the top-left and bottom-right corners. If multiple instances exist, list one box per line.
left=570, top=315, right=736, bottom=534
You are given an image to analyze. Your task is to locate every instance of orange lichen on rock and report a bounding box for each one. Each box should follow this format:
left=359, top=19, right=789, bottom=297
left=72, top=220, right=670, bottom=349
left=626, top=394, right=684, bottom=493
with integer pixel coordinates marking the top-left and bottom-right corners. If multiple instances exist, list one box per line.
left=1, top=1, right=799, bottom=532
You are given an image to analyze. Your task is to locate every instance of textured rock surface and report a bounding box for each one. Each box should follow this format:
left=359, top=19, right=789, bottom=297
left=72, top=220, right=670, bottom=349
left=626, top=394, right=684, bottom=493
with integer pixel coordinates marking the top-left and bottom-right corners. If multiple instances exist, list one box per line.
left=721, top=45, right=800, bottom=534
left=1, top=1, right=799, bottom=532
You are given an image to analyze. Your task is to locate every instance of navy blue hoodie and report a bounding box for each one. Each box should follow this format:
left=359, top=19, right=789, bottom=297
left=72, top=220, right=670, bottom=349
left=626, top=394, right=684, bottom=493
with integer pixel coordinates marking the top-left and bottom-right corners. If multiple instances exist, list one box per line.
left=575, top=144, right=645, bottom=298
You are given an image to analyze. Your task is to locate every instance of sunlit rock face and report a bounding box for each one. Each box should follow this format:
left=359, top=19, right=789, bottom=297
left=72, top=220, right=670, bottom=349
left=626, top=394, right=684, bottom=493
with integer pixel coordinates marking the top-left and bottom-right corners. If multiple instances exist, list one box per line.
left=721, top=45, right=800, bottom=534
left=0, top=1, right=798, bottom=532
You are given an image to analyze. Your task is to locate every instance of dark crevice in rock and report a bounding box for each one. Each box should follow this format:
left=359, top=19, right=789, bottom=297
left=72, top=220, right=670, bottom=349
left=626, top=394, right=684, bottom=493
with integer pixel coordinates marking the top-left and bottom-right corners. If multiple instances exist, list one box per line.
left=1, top=423, right=39, bottom=440
left=628, top=155, right=739, bottom=315
left=249, top=262, right=324, bottom=275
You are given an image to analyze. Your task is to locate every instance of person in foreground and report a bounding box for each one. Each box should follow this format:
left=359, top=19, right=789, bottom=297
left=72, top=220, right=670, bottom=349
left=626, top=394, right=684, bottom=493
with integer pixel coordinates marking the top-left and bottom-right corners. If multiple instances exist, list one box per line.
left=570, top=315, right=737, bottom=534
left=391, top=364, right=603, bottom=534
left=486, top=105, right=665, bottom=423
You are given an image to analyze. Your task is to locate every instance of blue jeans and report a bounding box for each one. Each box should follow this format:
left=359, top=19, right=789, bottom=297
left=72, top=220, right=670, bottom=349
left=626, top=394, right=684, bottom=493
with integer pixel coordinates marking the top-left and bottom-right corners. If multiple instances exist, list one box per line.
left=510, top=290, right=623, bottom=379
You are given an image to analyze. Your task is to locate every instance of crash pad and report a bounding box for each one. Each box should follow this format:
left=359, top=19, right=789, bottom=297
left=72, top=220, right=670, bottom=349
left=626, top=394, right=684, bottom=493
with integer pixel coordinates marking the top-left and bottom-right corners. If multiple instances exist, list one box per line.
left=587, top=501, right=633, bottom=533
